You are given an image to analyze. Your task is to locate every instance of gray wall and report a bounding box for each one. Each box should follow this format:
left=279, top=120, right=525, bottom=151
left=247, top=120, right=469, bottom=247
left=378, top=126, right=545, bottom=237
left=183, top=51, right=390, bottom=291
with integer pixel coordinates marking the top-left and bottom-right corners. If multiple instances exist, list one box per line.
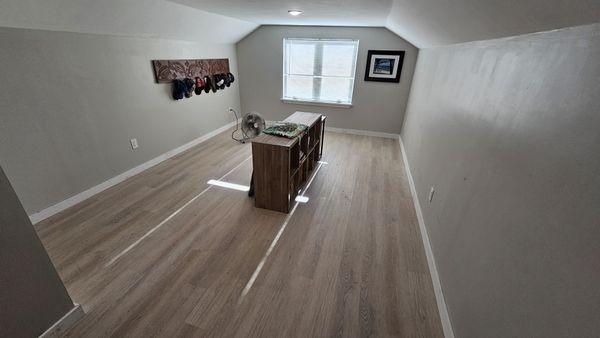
left=401, top=23, right=600, bottom=337
left=236, top=25, right=418, bottom=134
left=0, top=27, right=241, bottom=215
left=0, top=165, right=75, bottom=337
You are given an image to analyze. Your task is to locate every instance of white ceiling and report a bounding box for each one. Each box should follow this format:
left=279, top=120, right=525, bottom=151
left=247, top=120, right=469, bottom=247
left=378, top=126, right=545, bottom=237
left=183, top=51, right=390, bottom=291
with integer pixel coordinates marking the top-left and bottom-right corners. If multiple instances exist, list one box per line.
left=0, top=0, right=258, bottom=44
left=386, top=0, right=600, bottom=47
left=173, top=0, right=600, bottom=47
left=171, top=0, right=393, bottom=27
left=1, top=0, right=599, bottom=47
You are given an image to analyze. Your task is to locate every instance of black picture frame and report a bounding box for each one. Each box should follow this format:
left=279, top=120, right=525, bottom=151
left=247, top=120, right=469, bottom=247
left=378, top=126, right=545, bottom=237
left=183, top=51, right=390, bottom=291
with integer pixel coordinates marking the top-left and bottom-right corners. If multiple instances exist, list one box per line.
left=364, top=50, right=405, bottom=83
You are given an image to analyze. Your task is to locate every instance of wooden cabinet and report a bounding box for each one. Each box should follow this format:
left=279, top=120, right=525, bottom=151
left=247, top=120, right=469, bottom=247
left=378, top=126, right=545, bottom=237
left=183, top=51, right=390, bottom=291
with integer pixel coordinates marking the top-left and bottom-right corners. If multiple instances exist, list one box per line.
left=251, top=112, right=325, bottom=213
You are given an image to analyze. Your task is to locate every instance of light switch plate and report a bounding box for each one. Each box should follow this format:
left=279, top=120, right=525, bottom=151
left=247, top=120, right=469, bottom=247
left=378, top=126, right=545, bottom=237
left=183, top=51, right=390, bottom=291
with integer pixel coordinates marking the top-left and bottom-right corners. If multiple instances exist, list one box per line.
left=130, top=138, right=138, bottom=150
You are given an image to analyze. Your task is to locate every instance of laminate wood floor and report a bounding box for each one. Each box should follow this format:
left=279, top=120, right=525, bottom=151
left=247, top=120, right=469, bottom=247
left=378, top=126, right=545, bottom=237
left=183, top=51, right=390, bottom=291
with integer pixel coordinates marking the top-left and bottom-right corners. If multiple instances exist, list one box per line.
left=35, top=130, right=444, bottom=337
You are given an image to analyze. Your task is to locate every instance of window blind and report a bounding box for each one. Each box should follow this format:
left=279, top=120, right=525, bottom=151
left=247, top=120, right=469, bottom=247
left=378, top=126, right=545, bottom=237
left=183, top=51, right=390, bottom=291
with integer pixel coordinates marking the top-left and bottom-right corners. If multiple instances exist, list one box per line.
left=283, top=38, right=359, bottom=105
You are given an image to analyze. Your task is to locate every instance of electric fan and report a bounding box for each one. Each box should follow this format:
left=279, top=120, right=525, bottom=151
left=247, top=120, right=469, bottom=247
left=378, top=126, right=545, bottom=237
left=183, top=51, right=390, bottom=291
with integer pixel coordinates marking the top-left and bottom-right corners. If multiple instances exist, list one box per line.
left=229, top=108, right=266, bottom=143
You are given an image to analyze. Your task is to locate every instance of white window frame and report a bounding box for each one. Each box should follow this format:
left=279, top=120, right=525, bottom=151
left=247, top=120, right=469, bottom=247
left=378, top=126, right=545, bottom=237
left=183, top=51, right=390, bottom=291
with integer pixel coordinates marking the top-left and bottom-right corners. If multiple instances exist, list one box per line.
left=281, top=38, right=359, bottom=108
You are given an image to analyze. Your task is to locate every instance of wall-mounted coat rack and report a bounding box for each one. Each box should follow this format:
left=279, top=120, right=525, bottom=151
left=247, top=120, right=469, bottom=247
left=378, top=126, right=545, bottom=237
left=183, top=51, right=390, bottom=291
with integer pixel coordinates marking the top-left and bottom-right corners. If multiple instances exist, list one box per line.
left=152, top=58, right=230, bottom=83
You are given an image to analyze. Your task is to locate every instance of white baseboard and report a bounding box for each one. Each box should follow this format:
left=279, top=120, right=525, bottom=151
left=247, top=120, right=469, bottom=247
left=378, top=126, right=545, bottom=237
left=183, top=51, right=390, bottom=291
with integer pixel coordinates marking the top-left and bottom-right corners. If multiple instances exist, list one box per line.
left=265, top=120, right=399, bottom=139
left=29, top=121, right=237, bottom=224
left=325, top=126, right=399, bottom=139
left=399, top=136, right=454, bottom=338
left=39, top=304, right=84, bottom=338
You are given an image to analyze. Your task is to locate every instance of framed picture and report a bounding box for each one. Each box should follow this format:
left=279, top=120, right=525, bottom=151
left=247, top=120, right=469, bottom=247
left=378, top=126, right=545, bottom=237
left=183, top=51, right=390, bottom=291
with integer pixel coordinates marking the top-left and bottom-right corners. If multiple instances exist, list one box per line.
left=364, top=50, right=405, bottom=83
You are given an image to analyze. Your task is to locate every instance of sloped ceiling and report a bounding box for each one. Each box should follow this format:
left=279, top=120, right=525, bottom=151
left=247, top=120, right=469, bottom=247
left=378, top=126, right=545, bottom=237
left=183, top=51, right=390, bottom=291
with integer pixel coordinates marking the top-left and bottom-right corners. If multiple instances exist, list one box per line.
left=386, top=0, right=600, bottom=47
left=1, top=0, right=598, bottom=47
left=173, top=0, right=600, bottom=48
left=0, top=0, right=258, bottom=44
left=171, top=0, right=393, bottom=27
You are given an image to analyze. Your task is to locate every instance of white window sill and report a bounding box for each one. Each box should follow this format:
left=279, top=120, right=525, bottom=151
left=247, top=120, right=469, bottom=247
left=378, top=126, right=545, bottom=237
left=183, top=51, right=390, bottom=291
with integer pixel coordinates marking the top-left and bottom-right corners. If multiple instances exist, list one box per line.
left=281, top=98, right=353, bottom=109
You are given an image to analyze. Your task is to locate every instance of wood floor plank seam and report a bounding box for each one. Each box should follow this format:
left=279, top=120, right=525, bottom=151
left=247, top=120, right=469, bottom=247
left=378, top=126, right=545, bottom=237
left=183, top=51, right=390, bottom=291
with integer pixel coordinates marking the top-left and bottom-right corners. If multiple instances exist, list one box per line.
left=239, top=161, right=325, bottom=303
left=104, top=155, right=253, bottom=267
left=35, top=129, right=444, bottom=337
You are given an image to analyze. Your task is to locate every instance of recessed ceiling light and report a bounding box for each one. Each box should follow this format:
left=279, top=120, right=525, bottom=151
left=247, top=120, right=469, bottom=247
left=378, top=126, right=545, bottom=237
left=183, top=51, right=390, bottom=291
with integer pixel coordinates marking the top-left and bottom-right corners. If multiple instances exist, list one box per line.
left=288, top=10, right=303, bottom=16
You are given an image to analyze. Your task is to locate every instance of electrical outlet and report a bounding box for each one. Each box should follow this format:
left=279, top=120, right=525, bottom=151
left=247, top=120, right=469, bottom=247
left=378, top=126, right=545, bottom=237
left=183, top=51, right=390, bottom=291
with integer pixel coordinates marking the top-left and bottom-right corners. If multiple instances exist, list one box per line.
left=428, top=187, right=435, bottom=203
left=130, top=138, right=139, bottom=150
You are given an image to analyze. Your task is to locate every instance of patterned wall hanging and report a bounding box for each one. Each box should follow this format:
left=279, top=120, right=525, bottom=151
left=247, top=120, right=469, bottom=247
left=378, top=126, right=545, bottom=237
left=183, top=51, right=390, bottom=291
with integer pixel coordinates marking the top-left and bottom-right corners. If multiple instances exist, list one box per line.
left=152, top=58, right=230, bottom=83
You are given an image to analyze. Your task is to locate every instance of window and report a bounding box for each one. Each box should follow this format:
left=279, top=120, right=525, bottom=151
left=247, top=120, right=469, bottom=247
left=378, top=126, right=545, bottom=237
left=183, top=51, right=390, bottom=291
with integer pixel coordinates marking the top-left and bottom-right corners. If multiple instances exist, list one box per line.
left=283, top=38, right=359, bottom=107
